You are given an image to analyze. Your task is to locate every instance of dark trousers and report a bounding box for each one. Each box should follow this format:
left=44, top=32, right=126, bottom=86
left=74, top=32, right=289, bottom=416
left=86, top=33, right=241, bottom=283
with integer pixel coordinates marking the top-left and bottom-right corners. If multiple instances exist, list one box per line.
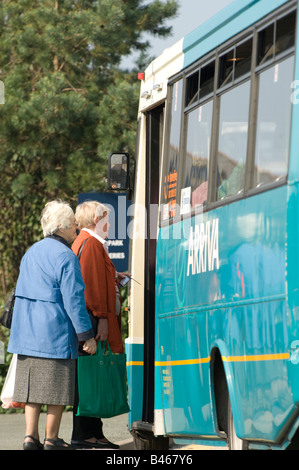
left=72, top=360, right=104, bottom=441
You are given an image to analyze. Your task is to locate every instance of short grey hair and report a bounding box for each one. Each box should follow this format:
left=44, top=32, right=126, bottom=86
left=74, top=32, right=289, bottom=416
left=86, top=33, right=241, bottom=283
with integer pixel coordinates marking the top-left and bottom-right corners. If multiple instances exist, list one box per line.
left=75, top=200, right=101, bottom=229
left=75, top=200, right=111, bottom=229
left=41, top=200, right=75, bottom=237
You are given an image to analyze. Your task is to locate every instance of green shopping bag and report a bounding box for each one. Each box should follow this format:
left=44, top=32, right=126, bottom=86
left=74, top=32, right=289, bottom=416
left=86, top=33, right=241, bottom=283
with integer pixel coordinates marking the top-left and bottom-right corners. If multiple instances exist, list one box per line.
left=76, top=342, right=130, bottom=418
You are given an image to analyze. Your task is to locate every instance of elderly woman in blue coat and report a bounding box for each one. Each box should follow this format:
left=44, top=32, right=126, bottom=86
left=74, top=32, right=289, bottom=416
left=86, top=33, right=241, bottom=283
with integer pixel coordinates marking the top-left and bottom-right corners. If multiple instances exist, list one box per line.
left=8, top=200, right=97, bottom=450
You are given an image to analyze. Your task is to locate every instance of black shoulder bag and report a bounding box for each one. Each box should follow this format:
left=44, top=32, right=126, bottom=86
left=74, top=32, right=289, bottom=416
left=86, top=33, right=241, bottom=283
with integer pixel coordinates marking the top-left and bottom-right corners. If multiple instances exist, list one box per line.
left=0, top=288, right=16, bottom=329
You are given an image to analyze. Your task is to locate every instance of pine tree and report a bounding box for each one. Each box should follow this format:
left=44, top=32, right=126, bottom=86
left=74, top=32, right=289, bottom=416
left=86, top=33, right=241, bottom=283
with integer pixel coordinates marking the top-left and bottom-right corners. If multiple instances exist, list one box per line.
left=0, top=0, right=178, bottom=295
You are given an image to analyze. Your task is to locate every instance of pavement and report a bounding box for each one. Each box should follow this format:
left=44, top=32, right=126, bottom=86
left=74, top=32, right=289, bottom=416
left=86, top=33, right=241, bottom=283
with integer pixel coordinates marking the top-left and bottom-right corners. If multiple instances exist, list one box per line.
left=0, top=411, right=134, bottom=451
left=0, top=412, right=228, bottom=451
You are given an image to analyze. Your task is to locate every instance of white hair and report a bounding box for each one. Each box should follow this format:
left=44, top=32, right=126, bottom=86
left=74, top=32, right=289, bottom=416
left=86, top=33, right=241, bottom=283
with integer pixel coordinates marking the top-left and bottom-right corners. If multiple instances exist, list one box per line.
left=41, top=200, right=75, bottom=237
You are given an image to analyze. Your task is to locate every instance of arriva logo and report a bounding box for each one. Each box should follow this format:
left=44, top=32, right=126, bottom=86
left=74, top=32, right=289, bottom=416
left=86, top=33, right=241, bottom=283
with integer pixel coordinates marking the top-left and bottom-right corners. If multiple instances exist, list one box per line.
left=187, top=218, right=219, bottom=277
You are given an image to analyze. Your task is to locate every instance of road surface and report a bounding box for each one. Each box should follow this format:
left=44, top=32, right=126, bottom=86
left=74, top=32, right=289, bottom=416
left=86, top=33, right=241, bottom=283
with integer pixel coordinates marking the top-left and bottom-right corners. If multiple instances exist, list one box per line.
left=0, top=412, right=228, bottom=451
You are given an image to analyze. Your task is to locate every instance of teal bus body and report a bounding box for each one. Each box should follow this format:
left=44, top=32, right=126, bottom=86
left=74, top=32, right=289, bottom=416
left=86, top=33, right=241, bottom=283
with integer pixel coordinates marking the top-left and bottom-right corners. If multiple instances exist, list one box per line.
left=155, top=186, right=291, bottom=444
left=126, top=0, right=299, bottom=449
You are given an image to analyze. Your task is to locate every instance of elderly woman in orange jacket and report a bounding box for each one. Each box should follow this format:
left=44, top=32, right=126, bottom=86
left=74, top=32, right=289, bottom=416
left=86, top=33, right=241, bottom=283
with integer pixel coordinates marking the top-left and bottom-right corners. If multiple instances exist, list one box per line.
left=71, top=200, right=126, bottom=449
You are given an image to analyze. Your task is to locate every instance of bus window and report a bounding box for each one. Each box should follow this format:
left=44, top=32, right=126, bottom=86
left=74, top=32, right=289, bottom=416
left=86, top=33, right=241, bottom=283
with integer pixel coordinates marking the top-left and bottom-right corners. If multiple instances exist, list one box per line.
left=275, top=11, right=296, bottom=56
left=234, top=38, right=253, bottom=81
left=254, top=56, right=294, bottom=187
left=219, top=38, right=253, bottom=88
left=258, top=23, right=274, bottom=65
left=186, top=71, right=199, bottom=108
left=161, top=79, right=183, bottom=221
left=185, top=61, right=215, bottom=108
left=219, top=48, right=234, bottom=88
left=182, top=100, right=213, bottom=209
left=200, top=61, right=215, bottom=99
left=258, top=10, right=296, bottom=65
left=217, top=80, right=251, bottom=200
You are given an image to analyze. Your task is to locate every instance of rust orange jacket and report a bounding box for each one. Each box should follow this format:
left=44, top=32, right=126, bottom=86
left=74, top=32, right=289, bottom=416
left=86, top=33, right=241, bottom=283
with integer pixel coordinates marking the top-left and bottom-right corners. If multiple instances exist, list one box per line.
left=72, top=230, right=123, bottom=353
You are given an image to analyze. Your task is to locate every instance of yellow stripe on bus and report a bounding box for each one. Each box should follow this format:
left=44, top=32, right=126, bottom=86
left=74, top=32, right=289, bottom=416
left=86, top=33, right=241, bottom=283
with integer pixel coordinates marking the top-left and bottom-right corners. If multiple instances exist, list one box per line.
left=222, top=353, right=290, bottom=362
left=126, top=361, right=144, bottom=366
left=127, top=353, right=290, bottom=367
left=155, top=358, right=211, bottom=366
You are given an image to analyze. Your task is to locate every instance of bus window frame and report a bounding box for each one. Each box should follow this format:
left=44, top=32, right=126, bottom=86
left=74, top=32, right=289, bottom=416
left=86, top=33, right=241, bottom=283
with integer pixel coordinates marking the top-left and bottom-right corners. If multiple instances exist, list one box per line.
left=256, top=6, right=297, bottom=71
left=160, top=77, right=185, bottom=223
left=248, top=53, right=295, bottom=193
left=182, top=96, right=214, bottom=209
left=214, top=77, right=252, bottom=202
left=217, top=37, right=254, bottom=94
left=159, top=1, right=297, bottom=228
left=185, top=69, right=199, bottom=109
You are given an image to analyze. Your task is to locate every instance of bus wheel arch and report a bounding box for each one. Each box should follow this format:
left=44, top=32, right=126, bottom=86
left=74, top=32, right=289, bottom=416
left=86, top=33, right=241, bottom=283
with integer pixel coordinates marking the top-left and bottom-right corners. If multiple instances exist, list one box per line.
left=210, top=345, right=248, bottom=450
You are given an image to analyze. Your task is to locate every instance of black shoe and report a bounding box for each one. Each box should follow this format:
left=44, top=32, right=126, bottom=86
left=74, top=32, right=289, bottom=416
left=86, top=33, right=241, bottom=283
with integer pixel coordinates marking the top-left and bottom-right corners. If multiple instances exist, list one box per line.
left=23, top=435, right=43, bottom=451
left=97, top=439, right=120, bottom=449
left=43, top=438, right=74, bottom=450
left=71, top=439, right=119, bottom=450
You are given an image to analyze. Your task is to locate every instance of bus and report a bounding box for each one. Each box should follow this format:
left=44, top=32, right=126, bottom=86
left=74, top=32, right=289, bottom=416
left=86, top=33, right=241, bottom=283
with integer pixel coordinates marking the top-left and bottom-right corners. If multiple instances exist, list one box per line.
left=113, top=0, right=299, bottom=450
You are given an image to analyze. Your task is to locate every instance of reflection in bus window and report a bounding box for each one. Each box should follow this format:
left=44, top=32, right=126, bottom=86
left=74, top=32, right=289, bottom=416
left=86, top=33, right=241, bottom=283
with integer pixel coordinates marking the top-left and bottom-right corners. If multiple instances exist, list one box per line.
left=276, top=11, right=296, bottom=55
left=217, top=81, right=251, bottom=200
left=200, top=61, right=215, bottom=99
left=219, top=49, right=234, bottom=88
left=254, top=56, right=294, bottom=187
left=186, top=72, right=199, bottom=107
left=219, top=38, right=252, bottom=87
left=234, top=38, right=253, bottom=81
left=183, top=101, right=213, bottom=208
left=258, top=23, right=274, bottom=65
left=258, top=11, right=296, bottom=65
left=162, top=79, right=183, bottom=219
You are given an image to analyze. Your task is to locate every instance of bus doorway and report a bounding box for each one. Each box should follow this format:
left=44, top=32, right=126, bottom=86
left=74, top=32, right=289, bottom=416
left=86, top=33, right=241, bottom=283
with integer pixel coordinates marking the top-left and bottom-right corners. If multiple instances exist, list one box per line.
left=143, top=105, right=164, bottom=424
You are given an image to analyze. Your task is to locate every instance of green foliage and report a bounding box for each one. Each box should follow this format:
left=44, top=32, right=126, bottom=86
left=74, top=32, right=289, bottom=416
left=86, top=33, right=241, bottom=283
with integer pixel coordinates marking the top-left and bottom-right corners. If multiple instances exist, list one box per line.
left=0, top=0, right=178, bottom=397
left=0, top=0, right=178, bottom=297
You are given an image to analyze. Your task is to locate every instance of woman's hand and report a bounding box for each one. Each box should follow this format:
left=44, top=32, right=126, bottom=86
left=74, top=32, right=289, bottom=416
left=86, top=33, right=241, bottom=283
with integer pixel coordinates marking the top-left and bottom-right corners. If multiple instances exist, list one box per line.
left=95, top=318, right=108, bottom=342
left=117, top=272, right=131, bottom=282
left=82, top=337, right=97, bottom=355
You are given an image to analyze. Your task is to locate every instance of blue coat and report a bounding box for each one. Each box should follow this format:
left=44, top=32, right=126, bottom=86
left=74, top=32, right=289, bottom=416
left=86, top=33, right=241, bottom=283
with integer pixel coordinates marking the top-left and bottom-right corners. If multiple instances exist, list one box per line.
left=8, top=237, right=93, bottom=359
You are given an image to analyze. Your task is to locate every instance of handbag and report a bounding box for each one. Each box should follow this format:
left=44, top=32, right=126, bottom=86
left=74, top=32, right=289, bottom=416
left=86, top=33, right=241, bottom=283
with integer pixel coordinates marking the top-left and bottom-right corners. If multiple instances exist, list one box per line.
left=0, top=288, right=16, bottom=329
left=76, top=341, right=130, bottom=418
left=0, top=354, right=24, bottom=409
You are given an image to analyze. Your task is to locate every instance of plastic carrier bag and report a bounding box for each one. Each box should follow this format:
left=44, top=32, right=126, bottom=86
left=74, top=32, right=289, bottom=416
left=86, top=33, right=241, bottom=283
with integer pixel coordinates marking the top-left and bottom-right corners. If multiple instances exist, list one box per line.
left=1, top=354, right=24, bottom=409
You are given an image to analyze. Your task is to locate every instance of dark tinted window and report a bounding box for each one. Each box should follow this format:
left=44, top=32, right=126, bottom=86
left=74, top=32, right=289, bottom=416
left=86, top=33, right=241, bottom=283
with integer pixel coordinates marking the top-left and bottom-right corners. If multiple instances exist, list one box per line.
left=276, top=11, right=296, bottom=55
left=258, top=11, right=296, bottom=65
left=219, top=49, right=234, bottom=88
left=219, top=38, right=252, bottom=87
left=258, top=23, right=274, bottom=65
left=200, top=61, right=215, bottom=99
left=186, top=72, right=199, bottom=107
left=234, top=39, right=253, bottom=80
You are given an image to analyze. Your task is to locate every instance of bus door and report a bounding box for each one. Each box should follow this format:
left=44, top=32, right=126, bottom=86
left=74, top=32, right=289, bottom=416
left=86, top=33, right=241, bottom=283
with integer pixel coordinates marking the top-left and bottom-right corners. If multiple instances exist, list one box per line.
left=143, top=104, right=164, bottom=423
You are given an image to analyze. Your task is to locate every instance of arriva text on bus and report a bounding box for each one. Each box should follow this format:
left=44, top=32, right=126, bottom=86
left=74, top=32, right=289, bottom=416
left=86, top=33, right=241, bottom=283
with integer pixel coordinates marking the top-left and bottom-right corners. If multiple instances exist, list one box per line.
left=187, top=218, right=219, bottom=277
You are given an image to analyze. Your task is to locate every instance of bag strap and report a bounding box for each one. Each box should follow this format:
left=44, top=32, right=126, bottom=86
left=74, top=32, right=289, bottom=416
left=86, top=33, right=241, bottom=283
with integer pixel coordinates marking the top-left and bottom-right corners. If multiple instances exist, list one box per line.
left=77, top=238, right=88, bottom=260
left=97, top=341, right=112, bottom=358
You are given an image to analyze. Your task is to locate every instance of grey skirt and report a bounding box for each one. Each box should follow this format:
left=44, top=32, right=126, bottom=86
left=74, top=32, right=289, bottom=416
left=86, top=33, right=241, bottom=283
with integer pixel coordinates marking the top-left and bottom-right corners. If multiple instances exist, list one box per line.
left=13, top=355, right=76, bottom=406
